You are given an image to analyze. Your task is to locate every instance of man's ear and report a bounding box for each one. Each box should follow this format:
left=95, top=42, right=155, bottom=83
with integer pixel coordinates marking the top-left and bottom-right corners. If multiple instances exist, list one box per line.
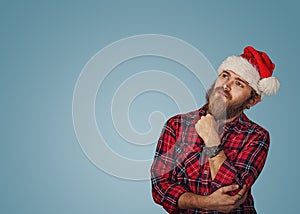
left=249, top=95, right=261, bottom=107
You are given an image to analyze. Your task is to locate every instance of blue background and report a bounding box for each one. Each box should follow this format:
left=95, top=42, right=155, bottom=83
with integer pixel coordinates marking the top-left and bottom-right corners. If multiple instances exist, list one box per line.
left=1, top=0, right=298, bottom=213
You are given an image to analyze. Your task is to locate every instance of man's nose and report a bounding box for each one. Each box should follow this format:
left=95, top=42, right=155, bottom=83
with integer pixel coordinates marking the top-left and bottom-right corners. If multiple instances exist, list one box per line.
left=223, top=83, right=230, bottom=91
left=223, top=80, right=233, bottom=91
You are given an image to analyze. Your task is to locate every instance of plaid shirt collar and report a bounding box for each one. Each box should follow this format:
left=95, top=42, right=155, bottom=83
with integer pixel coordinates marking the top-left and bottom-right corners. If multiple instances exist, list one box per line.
left=194, top=104, right=250, bottom=133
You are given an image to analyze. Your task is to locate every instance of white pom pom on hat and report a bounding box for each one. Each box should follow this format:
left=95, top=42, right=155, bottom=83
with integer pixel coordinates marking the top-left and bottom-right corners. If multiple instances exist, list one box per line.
left=258, top=77, right=280, bottom=96
left=217, top=46, right=280, bottom=96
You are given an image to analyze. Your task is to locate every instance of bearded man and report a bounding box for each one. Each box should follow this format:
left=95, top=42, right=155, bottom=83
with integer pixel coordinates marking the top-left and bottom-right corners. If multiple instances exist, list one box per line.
left=151, top=46, right=280, bottom=213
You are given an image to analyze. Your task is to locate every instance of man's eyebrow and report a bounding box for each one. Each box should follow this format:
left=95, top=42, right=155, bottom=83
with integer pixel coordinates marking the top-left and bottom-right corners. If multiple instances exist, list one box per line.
left=222, top=70, right=230, bottom=75
left=235, top=77, right=249, bottom=85
left=221, top=70, right=249, bottom=85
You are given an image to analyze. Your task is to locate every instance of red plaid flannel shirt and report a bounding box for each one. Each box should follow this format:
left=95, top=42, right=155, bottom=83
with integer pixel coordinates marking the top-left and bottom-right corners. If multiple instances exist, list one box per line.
left=151, top=105, right=270, bottom=213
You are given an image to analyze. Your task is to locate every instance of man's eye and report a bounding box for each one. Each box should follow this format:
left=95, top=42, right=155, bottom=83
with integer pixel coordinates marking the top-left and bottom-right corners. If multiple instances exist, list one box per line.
left=236, top=81, right=244, bottom=88
left=222, top=74, right=228, bottom=78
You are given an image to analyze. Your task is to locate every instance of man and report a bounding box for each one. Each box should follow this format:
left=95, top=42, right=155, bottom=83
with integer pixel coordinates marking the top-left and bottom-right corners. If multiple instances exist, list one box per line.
left=151, top=46, right=280, bottom=213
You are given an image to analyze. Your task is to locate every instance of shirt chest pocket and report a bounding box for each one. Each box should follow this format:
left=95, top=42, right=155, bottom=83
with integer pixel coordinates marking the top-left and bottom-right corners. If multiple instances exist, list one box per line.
left=224, top=148, right=240, bottom=161
left=221, top=132, right=246, bottom=161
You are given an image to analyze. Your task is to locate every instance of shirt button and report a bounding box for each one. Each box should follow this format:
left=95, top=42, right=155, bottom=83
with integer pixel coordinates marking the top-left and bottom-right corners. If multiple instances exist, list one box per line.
left=204, top=192, right=207, bottom=196
left=204, top=170, right=208, bottom=175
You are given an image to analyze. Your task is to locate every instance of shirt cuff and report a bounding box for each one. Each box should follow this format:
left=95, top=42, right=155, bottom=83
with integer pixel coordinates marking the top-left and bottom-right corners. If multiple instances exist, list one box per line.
left=162, top=184, right=189, bottom=213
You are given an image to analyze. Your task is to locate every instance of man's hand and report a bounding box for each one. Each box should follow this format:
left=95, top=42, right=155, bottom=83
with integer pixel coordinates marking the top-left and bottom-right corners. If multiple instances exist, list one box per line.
left=206, top=184, right=248, bottom=213
left=178, top=184, right=248, bottom=213
left=195, top=114, right=220, bottom=147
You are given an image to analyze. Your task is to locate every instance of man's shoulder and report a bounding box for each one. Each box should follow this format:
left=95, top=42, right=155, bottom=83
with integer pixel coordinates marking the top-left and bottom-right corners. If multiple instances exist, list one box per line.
left=241, top=113, right=270, bottom=136
left=167, top=107, right=205, bottom=126
left=173, top=108, right=201, bottom=119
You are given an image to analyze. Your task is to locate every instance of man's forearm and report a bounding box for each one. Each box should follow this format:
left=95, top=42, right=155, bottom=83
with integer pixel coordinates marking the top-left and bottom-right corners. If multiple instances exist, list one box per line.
left=178, top=192, right=208, bottom=210
left=208, top=150, right=227, bottom=180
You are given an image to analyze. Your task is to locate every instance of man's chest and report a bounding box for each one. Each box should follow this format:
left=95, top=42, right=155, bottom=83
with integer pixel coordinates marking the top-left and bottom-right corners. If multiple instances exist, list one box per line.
left=171, top=125, right=248, bottom=193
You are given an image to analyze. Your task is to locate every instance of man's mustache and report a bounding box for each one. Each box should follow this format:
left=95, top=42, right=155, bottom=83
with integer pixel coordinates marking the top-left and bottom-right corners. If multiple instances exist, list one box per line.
left=214, top=87, right=232, bottom=100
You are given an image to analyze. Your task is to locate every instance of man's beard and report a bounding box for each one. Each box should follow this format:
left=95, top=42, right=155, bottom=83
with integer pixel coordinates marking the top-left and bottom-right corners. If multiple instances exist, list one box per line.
left=206, top=85, right=252, bottom=121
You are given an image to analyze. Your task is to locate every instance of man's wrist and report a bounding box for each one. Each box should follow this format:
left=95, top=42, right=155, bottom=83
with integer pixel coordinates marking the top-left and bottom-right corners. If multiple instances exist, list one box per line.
left=204, top=135, right=221, bottom=147
left=203, top=144, right=223, bottom=158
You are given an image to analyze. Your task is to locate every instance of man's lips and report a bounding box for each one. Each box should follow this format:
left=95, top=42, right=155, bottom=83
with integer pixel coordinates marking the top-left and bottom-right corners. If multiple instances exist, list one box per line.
left=217, top=90, right=231, bottom=99
left=217, top=90, right=229, bottom=98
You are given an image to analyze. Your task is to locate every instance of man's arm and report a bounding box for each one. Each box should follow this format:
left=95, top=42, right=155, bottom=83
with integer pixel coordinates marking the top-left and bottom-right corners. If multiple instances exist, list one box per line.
left=151, top=116, right=189, bottom=213
left=178, top=184, right=247, bottom=213
left=195, top=114, right=270, bottom=192
left=151, top=116, right=247, bottom=213
left=195, top=114, right=227, bottom=180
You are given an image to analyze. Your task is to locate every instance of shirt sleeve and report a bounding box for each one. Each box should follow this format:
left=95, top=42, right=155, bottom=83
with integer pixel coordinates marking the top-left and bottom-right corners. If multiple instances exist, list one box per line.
left=211, top=128, right=270, bottom=194
left=150, top=117, right=189, bottom=214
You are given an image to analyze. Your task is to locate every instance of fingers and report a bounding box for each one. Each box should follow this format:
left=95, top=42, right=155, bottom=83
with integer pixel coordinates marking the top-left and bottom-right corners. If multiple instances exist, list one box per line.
left=236, top=193, right=243, bottom=199
left=206, top=113, right=214, bottom=119
left=240, top=191, right=248, bottom=201
left=235, top=185, right=247, bottom=201
left=201, top=113, right=214, bottom=122
left=220, top=184, right=239, bottom=193
left=196, top=114, right=217, bottom=128
left=221, top=184, right=248, bottom=201
left=237, top=185, right=247, bottom=196
left=212, top=185, right=248, bottom=213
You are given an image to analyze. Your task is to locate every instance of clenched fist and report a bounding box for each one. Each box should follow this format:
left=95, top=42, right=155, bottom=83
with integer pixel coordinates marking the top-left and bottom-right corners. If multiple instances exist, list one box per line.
left=195, top=114, right=221, bottom=147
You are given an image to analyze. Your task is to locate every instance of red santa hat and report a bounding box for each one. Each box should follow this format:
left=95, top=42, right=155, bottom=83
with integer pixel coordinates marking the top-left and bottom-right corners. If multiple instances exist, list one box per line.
left=217, top=46, right=280, bottom=96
